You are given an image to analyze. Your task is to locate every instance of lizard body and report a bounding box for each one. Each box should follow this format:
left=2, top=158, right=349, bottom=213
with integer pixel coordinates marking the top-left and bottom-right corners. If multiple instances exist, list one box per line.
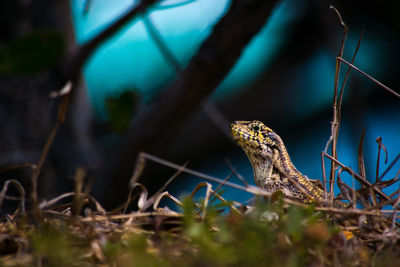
left=230, top=120, right=327, bottom=203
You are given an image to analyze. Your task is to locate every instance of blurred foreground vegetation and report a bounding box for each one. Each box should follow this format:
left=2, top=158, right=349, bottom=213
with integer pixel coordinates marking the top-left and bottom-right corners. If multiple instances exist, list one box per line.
left=1, top=187, right=400, bottom=266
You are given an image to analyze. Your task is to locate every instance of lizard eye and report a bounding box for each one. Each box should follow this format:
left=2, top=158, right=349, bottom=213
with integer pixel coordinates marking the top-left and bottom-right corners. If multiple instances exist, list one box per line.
left=252, top=125, right=260, bottom=132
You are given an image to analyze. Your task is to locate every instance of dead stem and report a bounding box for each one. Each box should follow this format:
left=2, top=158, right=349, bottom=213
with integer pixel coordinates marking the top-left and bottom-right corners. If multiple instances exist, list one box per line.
left=378, top=153, right=400, bottom=181
left=375, top=137, right=387, bottom=182
left=326, top=5, right=349, bottom=207
left=224, top=158, right=249, bottom=186
left=137, top=152, right=265, bottom=196
left=208, top=172, right=233, bottom=200
left=337, top=57, right=400, bottom=99
left=0, top=179, right=25, bottom=214
left=31, top=92, right=71, bottom=223
left=323, top=152, right=390, bottom=200
left=390, top=185, right=400, bottom=232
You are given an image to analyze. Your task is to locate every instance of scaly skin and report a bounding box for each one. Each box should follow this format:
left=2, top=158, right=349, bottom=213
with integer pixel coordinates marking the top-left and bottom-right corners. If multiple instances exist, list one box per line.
left=230, top=120, right=327, bottom=203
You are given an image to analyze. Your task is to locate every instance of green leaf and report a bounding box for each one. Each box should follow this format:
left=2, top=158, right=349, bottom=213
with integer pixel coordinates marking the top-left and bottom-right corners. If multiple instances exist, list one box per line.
left=105, top=90, right=137, bottom=133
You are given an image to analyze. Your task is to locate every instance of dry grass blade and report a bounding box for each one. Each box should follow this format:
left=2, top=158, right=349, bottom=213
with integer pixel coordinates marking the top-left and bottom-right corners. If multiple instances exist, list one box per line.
left=337, top=57, right=400, bottom=99
left=189, top=182, right=212, bottom=220
left=320, top=151, right=328, bottom=201
left=39, top=192, right=106, bottom=214
left=188, top=182, right=239, bottom=217
left=358, top=128, right=366, bottom=179
left=323, top=152, right=390, bottom=201
left=390, top=185, right=400, bottom=232
left=326, top=5, right=349, bottom=206
left=138, top=152, right=267, bottom=196
left=225, top=158, right=249, bottom=186
left=31, top=92, right=71, bottom=223
left=136, top=152, right=391, bottom=214
left=130, top=182, right=149, bottom=211
left=152, top=192, right=183, bottom=211
left=208, top=172, right=233, bottom=200
left=129, top=153, right=146, bottom=187
left=50, top=81, right=72, bottom=98
left=134, top=153, right=394, bottom=216
left=79, top=211, right=183, bottom=222
left=128, top=160, right=188, bottom=213
left=0, top=179, right=25, bottom=214
left=155, top=161, right=189, bottom=196
left=325, top=7, right=365, bottom=207
left=376, top=137, right=388, bottom=182
left=7, top=3, right=400, bottom=266
left=72, top=168, right=87, bottom=215
left=0, top=163, right=36, bottom=173
left=39, top=192, right=75, bottom=209
left=378, top=153, right=400, bottom=181
left=315, top=205, right=400, bottom=216
left=336, top=169, right=354, bottom=205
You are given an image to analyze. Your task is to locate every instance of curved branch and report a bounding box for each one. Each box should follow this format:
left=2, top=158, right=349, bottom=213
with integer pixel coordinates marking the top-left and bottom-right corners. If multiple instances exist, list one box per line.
left=64, top=0, right=158, bottom=82
left=100, top=0, right=280, bottom=207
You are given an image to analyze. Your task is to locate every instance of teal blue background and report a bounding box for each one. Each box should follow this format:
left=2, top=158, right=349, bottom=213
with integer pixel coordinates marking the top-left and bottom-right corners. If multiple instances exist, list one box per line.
left=70, top=0, right=400, bottom=204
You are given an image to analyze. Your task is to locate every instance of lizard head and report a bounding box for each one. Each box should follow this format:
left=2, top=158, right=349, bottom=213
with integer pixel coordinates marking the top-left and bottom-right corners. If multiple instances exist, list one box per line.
left=230, top=120, right=277, bottom=157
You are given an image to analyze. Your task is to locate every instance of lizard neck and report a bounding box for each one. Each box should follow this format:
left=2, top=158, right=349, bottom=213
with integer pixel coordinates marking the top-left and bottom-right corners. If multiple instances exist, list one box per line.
left=246, top=135, right=324, bottom=201
left=273, top=137, right=325, bottom=201
left=271, top=137, right=303, bottom=177
left=245, top=151, right=275, bottom=189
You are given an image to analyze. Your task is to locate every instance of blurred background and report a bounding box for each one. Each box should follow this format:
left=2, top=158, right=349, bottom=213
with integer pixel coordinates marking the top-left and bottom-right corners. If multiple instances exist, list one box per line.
left=0, top=0, right=399, bottom=210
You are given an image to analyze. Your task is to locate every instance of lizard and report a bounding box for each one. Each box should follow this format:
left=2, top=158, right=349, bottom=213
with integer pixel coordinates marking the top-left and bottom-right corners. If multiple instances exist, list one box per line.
left=230, top=120, right=347, bottom=207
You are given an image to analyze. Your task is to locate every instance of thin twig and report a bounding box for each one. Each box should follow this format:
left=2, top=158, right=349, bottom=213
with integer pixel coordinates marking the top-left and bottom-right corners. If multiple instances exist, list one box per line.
left=376, top=137, right=383, bottom=182
left=379, top=153, right=400, bottom=181
left=329, top=5, right=346, bottom=27
left=327, top=5, right=349, bottom=206
left=336, top=169, right=352, bottom=203
left=155, top=0, right=196, bottom=10
left=138, top=153, right=336, bottom=208
left=141, top=8, right=232, bottom=139
left=390, top=182, right=400, bottom=232
left=67, top=0, right=159, bottom=81
left=123, top=188, right=134, bottom=214
left=358, top=128, right=366, bottom=179
left=155, top=161, right=189, bottom=196
left=323, top=152, right=390, bottom=200
left=138, top=152, right=264, bottom=195
left=338, top=28, right=364, bottom=110
left=102, top=1, right=281, bottom=204
left=142, top=14, right=182, bottom=72
left=126, top=159, right=188, bottom=213
left=72, top=168, right=87, bottom=216
left=39, top=192, right=75, bottom=209
left=202, top=101, right=232, bottom=139
left=337, top=57, right=400, bottom=99
left=209, top=172, right=233, bottom=200
left=31, top=93, right=71, bottom=223
left=351, top=171, right=357, bottom=209
left=0, top=163, right=36, bottom=173
left=0, top=179, right=26, bottom=214
left=225, top=158, right=249, bottom=186
left=153, top=192, right=183, bottom=211
left=321, top=152, right=328, bottom=202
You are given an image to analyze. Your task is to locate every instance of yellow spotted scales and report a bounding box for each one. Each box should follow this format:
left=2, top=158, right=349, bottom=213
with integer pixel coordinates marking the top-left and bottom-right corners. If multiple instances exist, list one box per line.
left=230, top=120, right=345, bottom=206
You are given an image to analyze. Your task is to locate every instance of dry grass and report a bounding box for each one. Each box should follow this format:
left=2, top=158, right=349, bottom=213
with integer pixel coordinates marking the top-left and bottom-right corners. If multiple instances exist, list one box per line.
left=0, top=5, right=399, bottom=267
left=0, top=145, right=399, bottom=266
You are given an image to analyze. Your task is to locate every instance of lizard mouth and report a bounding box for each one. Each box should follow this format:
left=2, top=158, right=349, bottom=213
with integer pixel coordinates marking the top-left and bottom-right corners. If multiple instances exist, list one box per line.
left=231, top=134, right=243, bottom=142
